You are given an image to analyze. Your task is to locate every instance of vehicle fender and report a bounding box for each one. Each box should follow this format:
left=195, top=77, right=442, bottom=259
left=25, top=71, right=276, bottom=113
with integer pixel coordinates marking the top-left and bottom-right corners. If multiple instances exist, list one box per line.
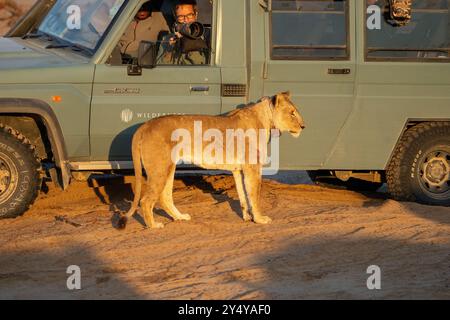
left=0, top=98, right=70, bottom=189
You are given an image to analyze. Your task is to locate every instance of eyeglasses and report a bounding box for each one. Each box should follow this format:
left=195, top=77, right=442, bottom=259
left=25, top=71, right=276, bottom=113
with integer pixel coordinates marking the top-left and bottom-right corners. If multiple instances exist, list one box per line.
left=176, top=12, right=196, bottom=22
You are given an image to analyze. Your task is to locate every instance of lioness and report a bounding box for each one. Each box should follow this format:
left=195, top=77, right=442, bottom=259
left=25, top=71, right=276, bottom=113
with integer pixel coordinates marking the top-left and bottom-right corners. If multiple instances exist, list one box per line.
left=119, top=92, right=305, bottom=229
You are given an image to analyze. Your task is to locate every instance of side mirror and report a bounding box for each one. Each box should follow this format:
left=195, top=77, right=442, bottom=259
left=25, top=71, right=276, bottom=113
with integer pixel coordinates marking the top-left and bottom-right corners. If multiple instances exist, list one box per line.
left=127, top=41, right=158, bottom=76
left=138, top=41, right=158, bottom=69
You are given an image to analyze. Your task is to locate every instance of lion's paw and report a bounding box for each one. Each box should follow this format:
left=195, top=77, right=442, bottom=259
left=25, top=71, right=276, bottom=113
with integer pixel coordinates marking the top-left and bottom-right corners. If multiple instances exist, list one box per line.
left=253, top=215, right=272, bottom=224
left=153, top=222, right=165, bottom=229
left=178, top=214, right=191, bottom=221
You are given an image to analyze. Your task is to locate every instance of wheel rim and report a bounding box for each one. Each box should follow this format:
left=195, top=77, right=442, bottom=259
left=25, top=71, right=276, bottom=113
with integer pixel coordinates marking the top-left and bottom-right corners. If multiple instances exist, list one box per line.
left=418, top=150, right=450, bottom=200
left=0, top=152, right=18, bottom=204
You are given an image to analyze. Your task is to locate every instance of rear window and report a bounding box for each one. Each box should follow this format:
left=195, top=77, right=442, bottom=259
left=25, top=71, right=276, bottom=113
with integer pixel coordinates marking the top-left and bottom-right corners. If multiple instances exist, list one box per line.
left=365, top=0, right=450, bottom=62
left=270, top=0, right=349, bottom=60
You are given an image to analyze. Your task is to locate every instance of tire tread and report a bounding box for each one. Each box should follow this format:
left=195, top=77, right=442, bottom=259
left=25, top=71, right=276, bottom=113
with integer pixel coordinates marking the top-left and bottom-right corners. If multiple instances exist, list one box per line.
left=386, top=121, right=450, bottom=204
left=0, top=124, right=42, bottom=219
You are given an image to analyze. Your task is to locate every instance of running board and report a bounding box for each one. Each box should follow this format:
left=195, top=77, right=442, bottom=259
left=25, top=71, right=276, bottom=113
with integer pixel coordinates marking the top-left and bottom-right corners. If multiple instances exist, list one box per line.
left=69, top=161, right=133, bottom=171
left=68, top=161, right=220, bottom=173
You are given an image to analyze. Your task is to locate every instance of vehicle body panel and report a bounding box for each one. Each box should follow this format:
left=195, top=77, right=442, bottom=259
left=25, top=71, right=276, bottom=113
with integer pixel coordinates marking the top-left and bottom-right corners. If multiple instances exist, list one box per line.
left=0, top=37, right=94, bottom=160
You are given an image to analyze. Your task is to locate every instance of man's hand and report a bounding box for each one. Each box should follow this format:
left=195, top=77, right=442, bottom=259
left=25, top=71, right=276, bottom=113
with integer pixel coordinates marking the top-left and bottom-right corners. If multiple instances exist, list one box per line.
left=169, top=37, right=177, bottom=46
left=169, top=32, right=182, bottom=46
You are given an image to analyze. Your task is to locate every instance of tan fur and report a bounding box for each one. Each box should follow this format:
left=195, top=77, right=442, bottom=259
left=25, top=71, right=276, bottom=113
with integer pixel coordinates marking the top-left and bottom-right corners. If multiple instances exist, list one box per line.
left=119, top=92, right=305, bottom=229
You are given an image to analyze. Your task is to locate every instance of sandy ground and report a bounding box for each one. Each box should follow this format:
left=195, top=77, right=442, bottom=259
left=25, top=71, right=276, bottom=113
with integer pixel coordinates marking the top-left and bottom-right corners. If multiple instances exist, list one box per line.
left=0, top=172, right=449, bottom=300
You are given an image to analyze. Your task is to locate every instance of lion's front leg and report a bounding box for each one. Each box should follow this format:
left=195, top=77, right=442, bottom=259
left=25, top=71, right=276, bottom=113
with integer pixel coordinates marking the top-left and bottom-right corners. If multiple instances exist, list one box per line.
left=242, top=165, right=272, bottom=224
left=232, top=170, right=252, bottom=222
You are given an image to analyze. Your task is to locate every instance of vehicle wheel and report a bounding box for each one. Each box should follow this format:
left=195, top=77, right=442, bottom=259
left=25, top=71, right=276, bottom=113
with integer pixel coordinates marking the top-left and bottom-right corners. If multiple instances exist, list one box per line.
left=0, top=125, right=42, bottom=219
left=387, top=122, right=450, bottom=206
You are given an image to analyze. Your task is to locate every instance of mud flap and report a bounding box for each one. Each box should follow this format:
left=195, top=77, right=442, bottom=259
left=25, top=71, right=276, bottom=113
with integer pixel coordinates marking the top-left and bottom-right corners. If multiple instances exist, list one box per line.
left=49, top=162, right=71, bottom=190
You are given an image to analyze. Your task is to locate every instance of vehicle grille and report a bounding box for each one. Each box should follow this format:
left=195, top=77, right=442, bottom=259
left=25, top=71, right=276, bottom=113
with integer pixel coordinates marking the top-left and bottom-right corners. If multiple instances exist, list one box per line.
left=222, top=84, right=247, bottom=97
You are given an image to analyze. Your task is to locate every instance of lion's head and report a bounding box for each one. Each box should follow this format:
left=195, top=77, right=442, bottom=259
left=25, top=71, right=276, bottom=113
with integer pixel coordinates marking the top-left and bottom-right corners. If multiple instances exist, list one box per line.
left=271, top=91, right=305, bottom=138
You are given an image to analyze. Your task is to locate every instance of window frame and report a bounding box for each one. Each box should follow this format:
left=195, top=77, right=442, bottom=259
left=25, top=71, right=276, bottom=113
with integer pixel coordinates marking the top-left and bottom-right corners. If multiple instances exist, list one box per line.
left=113, top=0, right=216, bottom=67
left=269, top=0, right=351, bottom=61
left=364, top=0, right=450, bottom=63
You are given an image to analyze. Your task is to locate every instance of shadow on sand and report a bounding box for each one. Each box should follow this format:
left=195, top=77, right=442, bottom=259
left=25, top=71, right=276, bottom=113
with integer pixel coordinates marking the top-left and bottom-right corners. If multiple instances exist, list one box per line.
left=0, top=245, right=143, bottom=299
left=236, top=235, right=450, bottom=299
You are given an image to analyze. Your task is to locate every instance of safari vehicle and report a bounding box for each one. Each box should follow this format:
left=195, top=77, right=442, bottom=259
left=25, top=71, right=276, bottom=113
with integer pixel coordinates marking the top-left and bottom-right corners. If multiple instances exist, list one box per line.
left=0, top=0, right=449, bottom=219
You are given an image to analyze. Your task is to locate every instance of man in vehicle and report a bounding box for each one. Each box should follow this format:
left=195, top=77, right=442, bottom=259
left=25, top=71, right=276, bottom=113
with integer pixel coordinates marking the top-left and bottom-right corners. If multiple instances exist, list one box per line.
left=157, top=0, right=209, bottom=65
left=119, top=1, right=169, bottom=59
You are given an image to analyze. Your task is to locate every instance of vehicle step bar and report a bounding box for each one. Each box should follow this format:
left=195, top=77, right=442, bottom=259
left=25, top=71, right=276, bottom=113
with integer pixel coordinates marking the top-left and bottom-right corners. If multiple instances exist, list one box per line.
left=68, top=161, right=226, bottom=174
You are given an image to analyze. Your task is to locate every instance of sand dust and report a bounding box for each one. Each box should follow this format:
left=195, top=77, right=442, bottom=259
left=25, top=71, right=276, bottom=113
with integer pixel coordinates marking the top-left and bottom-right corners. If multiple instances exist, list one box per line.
left=0, top=173, right=449, bottom=299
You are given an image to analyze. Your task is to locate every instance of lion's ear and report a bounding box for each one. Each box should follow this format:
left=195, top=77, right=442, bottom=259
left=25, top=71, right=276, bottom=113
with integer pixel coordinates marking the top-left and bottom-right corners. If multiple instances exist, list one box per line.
left=271, top=94, right=279, bottom=108
left=282, top=91, right=292, bottom=99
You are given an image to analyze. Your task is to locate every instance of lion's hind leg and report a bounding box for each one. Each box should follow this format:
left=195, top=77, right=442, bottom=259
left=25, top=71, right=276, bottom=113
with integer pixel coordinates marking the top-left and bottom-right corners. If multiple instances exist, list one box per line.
left=159, top=165, right=191, bottom=222
left=141, top=190, right=165, bottom=229
left=141, top=169, right=169, bottom=229
left=232, top=170, right=252, bottom=222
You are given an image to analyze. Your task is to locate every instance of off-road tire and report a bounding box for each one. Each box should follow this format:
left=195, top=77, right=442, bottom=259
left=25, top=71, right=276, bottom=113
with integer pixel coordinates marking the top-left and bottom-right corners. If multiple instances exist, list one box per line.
left=0, top=125, right=42, bottom=219
left=387, top=122, right=450, bottom=206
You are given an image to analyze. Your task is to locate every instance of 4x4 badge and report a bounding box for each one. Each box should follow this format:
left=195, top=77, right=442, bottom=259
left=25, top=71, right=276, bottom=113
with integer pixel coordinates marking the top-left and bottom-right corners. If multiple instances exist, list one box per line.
left=104, top=88, right=141, bottom=95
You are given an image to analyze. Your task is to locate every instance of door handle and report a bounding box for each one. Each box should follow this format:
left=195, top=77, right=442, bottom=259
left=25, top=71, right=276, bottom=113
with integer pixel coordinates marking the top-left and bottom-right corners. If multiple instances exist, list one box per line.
left=328, top=68, right=351, bottom=75
left=190, top=86, right=210, bottom=92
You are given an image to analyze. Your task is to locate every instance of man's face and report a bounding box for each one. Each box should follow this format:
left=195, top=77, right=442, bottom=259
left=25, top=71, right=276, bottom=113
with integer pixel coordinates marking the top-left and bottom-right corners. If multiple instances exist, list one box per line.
left=136, top=9, right=150, bottom=20
left=175, top=5, right=197, bottom=24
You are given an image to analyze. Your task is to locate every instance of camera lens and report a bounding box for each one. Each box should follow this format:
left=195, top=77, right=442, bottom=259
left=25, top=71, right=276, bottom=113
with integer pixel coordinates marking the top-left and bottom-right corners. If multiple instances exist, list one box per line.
left=178, top=22, right=204, bottom=39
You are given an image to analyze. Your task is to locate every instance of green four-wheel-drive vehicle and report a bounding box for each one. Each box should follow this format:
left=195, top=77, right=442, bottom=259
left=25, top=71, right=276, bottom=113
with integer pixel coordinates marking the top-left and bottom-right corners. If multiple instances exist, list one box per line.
left=0, top=0, right=449, bottom=219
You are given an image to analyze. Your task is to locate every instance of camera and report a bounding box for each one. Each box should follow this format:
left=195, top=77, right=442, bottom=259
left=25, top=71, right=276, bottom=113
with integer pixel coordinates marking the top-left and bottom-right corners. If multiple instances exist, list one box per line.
left=174, top=22, right=205, bottom=40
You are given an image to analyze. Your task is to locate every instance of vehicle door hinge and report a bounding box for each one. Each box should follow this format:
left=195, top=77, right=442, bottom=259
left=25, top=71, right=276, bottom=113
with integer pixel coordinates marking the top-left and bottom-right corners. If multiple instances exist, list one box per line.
left=259, top=0, right=272, bottom=11
left=262, top=61, right=268, bottom=79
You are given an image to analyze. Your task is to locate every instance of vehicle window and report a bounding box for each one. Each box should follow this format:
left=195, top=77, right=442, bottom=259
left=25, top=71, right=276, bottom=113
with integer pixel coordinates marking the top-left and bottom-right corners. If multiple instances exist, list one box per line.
left=270, top=0, right=349, bottom=60
left=365, top=0, right=450, bottom=61
left=155, top=0, right=213, bottom=66
left=38, top=0, right=127, bottom=52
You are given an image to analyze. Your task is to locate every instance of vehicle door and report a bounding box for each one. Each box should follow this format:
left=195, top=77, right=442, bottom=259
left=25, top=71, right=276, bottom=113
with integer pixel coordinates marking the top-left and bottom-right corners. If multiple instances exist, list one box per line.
left=332, top=0, right=450, bottom=170
left=263, top=0, right=356, bottom=169
left=90, top=0, right=221, bottom=161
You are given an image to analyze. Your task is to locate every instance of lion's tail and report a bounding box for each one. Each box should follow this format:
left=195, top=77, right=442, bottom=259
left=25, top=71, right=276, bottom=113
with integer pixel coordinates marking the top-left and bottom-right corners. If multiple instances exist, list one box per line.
left=118, top=129, right=144, bottom=230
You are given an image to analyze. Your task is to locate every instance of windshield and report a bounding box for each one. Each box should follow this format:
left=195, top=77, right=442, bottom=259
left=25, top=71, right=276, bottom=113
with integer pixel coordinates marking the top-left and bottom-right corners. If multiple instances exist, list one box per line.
left=38, top=0, right=127, bottom=52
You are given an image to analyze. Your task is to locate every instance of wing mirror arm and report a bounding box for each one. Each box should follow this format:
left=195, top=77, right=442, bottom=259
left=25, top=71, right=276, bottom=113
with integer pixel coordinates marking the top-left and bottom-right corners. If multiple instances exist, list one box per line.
left=127, top=58, right=142, bottom=76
